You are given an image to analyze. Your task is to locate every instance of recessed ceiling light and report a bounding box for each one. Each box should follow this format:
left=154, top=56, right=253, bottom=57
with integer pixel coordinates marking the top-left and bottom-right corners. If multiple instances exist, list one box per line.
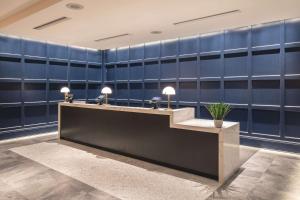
left=150, top=31, right=162, bottom=34
left=66, top=3, right=84, bottom=10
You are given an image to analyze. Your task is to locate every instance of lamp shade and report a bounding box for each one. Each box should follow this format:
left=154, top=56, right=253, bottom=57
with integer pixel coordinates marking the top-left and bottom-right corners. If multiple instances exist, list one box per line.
left=101, top=87, right=112, bottom=94
left=162, top=86, right=176, bottom=95
left=60, top=86, right=70, bottom=93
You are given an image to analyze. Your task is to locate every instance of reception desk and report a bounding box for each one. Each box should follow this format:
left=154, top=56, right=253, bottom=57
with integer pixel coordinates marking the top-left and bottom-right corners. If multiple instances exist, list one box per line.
left=59, top=102, right=240, bottom=183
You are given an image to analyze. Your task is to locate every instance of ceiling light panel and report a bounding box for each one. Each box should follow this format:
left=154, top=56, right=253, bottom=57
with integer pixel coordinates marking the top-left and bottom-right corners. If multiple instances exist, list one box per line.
left=33, top=16, right=70, bottom=30
left=173, top=10, right=241, bottom=26
left=94, top=34, right=130, bottom=42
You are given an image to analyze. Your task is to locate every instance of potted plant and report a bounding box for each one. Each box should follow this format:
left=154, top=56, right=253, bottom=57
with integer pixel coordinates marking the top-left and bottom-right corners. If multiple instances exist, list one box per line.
left=205, top=102, right=231, bottom=128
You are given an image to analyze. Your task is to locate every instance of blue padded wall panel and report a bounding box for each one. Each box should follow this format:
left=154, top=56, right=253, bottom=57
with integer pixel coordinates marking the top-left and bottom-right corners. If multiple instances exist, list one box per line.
left=24, top=83, right=46, bottom=102
left=130, top=83, right=143, bottom=100
left=143, top=102, right=152, bottom=108
left=87, top=50, right=101, bottom=63
left=87, top=65, right=101, bottom=81
left=200, top=34, right=221, bottom=52
left=285, top=80, right=300, bottom=106
left=88, top=84, right=101, bottom=99
left=0, top=36, right=21, bottom=54
left=160, top=59, right=177, bottom=79
left=224, top=81, right=248, bottom=104
left=115, top=64, right=128, bottom=80
left=24, top=105, right=47, bottom=125
left=145, top=43, right=160, bottom=58
left=226, top=108, right=248, bottom=132
left=70, top=48, right=86, bottom=61
left=252, top=22, right=281, bottom=46
left=0, top=35, right=102, bottom=135
left=48, top=44, right=68, bottom=59
left=179, top=37, right=197, bottom=55
left=0, top=83, right=21, bottom=103
left=49, top=83, right=66, bottom=101
left=161, top=40, right=177, bottom=57
left=0, top=57, right=22, bottom=78
left=224, top=52, right=248, bottom=77
left=23, top=40, right=46, bottom=57
left=179, top=57, right=197, bottom=79
left=199, top=106, right=211, bottom=119
left=200, top=81, right=221, bottom=102
left=105, top=50, right=116, bottom=63
left=105, top=65, right=115, bottom=81
left=200, top=55, right=221, bottom=77
left=144, top=61, right=159, bottom=79
left=160, top=102, right=177, bottom=109
left=252, top=109, right=280, bottom=136
left=129, top=63, right=143, bottom=80
left=129, top=102, right=143, bottom=107
left=144, top=82, right=159, bottom=100
left=0, top=106, right=22, bottom=128
left=285, top=111, right=300, bottom=138
left=48, top=61, right=68, bottom=80
left=285, top=18, right=300, bottom=43
left=224, top=28, right=248, bottom=50
left=117, top=48, right=129, bottom=62
left=24, top=59, right=46, bottom=79
left=252, top=80, right=280, bottom=105
left=116, top=83, right=129, bottom=99
left=130, top=46, right=144, bottom=60
left=49, top=104, right=58, bottom=122
left=108, top=99, right=115, bottom=105
left=285, top=47, right=300, bottom=75
left=71, top=83, right=86, bottom=100
left=70, top=63, right=86, bottom=80
left=178, top=81, right=197, bottom=102
left=115, top=101, right=129, bottom=106
left=252, top=50, right=280, bottom=76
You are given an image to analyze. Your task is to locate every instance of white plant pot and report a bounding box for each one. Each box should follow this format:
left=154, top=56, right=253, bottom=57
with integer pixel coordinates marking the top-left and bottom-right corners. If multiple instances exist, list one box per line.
left=214, top=120, right=223, bottom=128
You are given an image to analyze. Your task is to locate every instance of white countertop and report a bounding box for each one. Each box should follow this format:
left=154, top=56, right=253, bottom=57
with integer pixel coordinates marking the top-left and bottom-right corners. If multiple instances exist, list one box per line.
left=60, top=102, right=174, bottom=115
left=172, top=118, right=238, bottom=134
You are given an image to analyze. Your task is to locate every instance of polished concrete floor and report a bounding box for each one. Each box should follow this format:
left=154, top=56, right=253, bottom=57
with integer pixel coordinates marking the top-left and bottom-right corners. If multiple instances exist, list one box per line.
left=0, top=132, right=299, bottom=200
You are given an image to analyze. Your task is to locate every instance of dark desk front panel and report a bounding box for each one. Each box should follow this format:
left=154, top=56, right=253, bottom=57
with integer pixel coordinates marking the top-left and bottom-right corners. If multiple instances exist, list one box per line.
left=60, top=106, right=219, bottom=179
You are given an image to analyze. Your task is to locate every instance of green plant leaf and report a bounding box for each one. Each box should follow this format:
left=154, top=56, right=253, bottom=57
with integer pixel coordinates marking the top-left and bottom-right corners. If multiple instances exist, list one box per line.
left=205, top=102, right=231, bottom=120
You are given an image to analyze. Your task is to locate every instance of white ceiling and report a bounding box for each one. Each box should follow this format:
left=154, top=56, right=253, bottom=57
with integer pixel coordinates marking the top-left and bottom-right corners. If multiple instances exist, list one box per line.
left=0, top=0, right=300, bottom=50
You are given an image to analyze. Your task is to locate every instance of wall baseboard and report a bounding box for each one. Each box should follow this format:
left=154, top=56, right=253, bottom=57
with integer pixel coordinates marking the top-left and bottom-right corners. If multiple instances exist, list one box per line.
left=0, top=124, right=57, bottom=140
left=241, top=135, right=300, bottom=154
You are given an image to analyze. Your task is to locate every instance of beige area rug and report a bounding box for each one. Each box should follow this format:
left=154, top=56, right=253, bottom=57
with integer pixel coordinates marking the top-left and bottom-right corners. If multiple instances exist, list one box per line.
left=11, top=142, right=219, bottom=200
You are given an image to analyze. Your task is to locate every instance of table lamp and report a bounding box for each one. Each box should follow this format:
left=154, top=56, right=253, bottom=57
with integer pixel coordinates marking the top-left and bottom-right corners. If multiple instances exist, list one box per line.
left=101, top=86, right=112, bottom=105
left=162, top=86, right=176, bottom=109
left=60, top=86, right=70, bottom=102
